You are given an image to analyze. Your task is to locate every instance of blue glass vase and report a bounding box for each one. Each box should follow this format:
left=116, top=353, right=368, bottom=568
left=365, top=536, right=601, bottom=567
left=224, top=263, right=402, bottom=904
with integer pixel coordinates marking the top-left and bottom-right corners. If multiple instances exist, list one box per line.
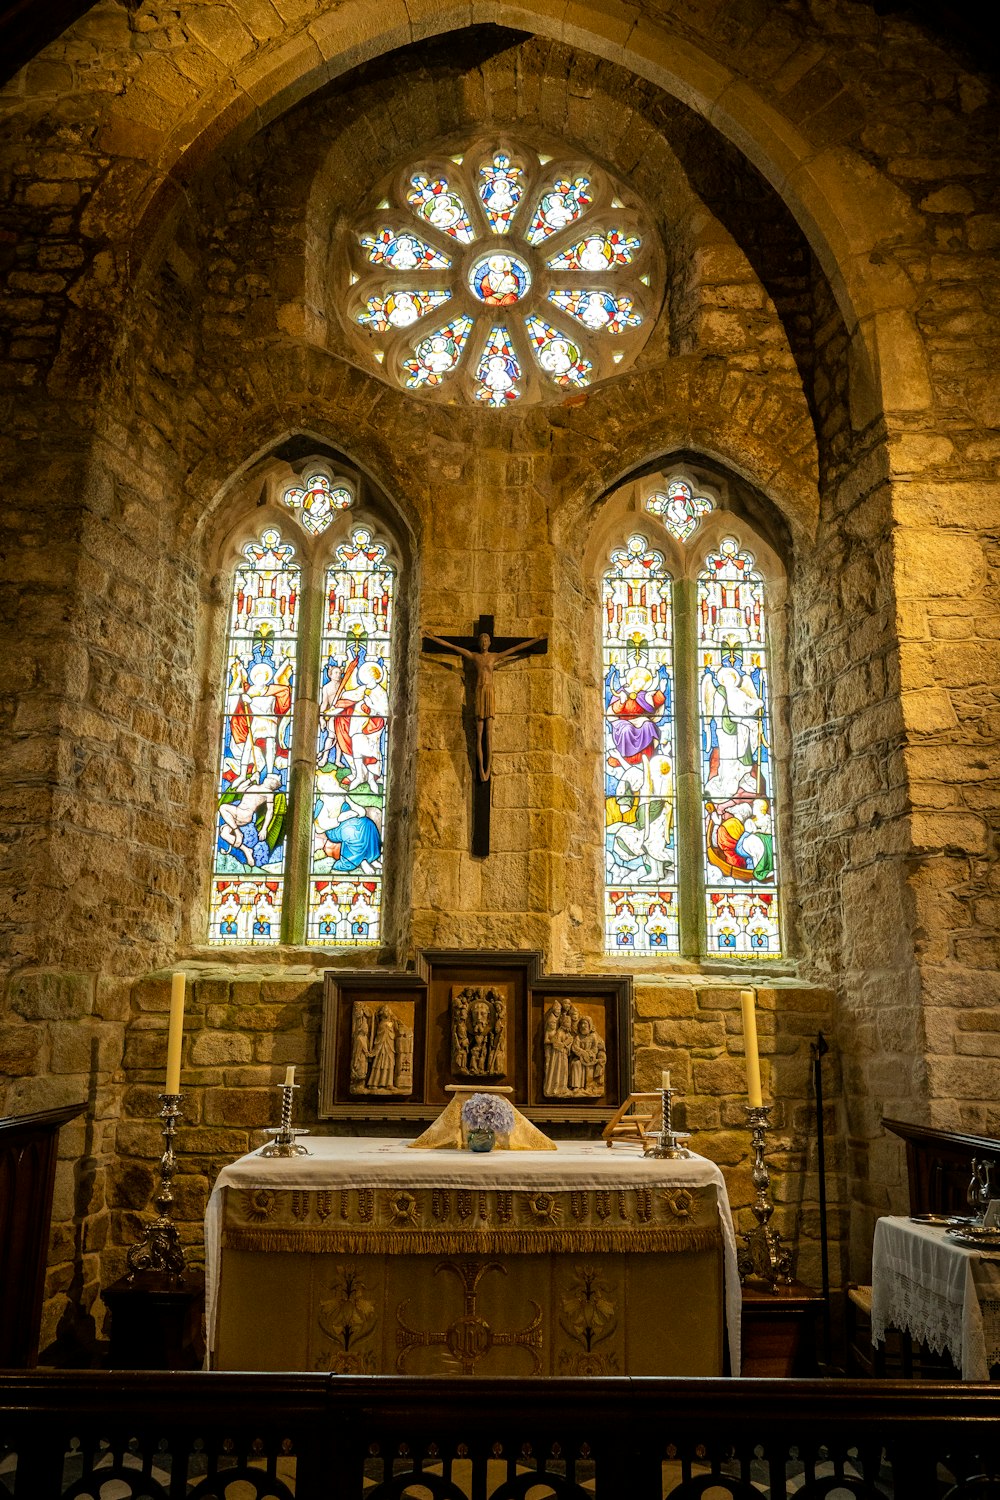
left=467, top=1127, right=495, bottom=1153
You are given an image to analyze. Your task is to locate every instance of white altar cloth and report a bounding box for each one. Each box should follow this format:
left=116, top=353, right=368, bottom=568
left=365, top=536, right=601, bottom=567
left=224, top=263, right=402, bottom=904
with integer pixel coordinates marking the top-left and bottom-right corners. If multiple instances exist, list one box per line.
left=205, top=1136, right=741, bottom=1372
left=871, top=1216, right=1000, bottom=1381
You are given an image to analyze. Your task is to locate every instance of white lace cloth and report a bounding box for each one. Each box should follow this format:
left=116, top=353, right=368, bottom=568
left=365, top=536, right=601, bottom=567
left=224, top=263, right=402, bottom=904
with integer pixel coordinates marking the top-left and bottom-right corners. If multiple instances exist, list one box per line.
left=870, top=1216, right=1000, bottom=1380
left=204, top=1137, right=741, bottom=1371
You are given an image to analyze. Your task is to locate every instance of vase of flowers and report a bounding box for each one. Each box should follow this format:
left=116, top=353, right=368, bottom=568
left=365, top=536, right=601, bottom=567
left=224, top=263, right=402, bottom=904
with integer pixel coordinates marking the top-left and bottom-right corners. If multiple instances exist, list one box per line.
left=460, top=1092, right=515, bottom=1152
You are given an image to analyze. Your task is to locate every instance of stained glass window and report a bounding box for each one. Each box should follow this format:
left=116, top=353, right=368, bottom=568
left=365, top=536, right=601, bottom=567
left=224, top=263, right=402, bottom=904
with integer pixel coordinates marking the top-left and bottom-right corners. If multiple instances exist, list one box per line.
left=209, top=470, right=399, bottom=951
left=602, top=535, right=679, bottom=954
left=601, top=499, right=783, bottom=960
left=697, top=538, right=781, bottom=956
left=646, top=477, right=715, bottom=542
left=307, top=527, right=395, bottom=947
left=344, top=141, right=658, bottom=405
left=209, top=529, right=299, bottom=945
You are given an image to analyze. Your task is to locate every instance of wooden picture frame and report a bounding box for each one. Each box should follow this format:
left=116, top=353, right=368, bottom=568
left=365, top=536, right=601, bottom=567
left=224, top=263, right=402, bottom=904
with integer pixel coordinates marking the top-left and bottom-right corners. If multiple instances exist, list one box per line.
left=319, top=950, right=632, bottom=1123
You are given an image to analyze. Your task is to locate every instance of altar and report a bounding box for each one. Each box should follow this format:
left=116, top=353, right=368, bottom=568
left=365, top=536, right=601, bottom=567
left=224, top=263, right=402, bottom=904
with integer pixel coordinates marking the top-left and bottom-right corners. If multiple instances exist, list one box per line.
left=205, top=1137, right=740, bottom=1376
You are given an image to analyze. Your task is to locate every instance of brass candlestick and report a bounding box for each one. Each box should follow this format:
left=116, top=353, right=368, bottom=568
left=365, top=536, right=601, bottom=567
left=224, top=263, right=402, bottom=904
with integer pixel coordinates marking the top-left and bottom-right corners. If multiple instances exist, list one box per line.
left=644, top=1085, right=692, bottom=1159
left=260, top=1081, right=310, bottom=1158
left=738, top=1103, right=793, bottom=1289
left=126, top=1093, right=186, bottom=1282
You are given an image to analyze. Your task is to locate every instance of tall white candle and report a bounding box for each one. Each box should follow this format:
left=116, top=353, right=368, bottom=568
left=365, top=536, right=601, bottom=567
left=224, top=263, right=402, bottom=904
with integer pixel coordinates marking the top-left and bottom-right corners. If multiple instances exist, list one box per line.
left=165, top=972, right=185, bottom=1094
left=740, top=988, right=763, bottom=1108
left=661, top=1068, right=671, bottom=1091
left=284, top=1065, right=296, bottom=1087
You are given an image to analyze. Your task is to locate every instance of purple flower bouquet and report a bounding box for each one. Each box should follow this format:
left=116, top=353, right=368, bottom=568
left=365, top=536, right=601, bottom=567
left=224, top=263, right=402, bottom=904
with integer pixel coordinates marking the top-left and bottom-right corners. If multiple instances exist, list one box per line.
left=460, top=1092, right=515, bottom=1137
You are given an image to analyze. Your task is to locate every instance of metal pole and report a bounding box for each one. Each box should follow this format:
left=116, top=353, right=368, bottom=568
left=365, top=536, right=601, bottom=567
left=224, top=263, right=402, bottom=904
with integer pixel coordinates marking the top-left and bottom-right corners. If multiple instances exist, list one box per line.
left=811, top=1031, right=831, bottom=1365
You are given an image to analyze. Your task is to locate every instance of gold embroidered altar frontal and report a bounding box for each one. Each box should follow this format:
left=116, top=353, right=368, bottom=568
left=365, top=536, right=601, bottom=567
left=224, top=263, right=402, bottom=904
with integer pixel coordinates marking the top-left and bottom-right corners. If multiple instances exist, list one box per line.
left=207, top=1140, right=737, bottom=1377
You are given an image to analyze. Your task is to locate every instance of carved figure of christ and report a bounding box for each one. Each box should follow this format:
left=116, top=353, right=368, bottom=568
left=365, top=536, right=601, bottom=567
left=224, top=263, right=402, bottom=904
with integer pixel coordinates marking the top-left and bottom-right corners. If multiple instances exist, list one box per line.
left=422, top=614, right=548, bottom=856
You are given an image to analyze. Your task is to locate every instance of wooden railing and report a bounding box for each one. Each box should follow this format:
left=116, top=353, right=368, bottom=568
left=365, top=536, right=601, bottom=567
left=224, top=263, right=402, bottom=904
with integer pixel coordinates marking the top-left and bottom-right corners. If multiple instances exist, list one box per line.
left=1, top=1371, right=999, bottom=1498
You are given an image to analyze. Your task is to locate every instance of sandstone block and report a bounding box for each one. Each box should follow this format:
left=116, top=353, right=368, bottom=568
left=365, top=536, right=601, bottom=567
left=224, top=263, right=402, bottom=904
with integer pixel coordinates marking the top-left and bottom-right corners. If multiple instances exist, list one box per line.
left=0, top=1027, right=44, bottom=1076
left=190, top=1031, right=252, bottom=1066
left=692, top=1057, right=753, bottom=1095
left=9, top=971, right=95, bottom=1021
left=51, top=1021, right=124, bottom=1075
left=634, top=987, right=696, bottom=1018
left=895, top=528, right=984, bottom=598
left=204, top=1090, right=274, bottom=1128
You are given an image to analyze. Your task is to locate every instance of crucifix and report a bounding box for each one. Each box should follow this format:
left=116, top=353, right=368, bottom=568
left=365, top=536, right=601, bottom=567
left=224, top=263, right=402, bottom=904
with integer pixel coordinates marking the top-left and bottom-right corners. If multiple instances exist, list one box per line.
left=422, top=614, right=548, bottom=857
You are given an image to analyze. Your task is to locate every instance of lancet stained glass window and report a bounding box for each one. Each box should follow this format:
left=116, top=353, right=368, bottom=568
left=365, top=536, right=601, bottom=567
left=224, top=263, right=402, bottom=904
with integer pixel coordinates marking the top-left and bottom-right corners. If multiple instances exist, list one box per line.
left=698, top=538, right=781, bottom=955
left=209, top=470, right=399, bottom=950
left=307, top=528, right=395, bottom=946
left=210, top=529, right=299, bottom=945
left=601, top=493, right=783, bottom=959
left=602, top=536, right=679, bottom=953
left=342, top=138, right=659, bottom=407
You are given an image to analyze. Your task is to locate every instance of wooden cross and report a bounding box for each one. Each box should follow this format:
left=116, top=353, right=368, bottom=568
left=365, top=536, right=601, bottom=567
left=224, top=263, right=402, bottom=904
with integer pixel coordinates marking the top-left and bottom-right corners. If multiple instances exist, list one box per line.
left=421, top=613, right=548, bottom=857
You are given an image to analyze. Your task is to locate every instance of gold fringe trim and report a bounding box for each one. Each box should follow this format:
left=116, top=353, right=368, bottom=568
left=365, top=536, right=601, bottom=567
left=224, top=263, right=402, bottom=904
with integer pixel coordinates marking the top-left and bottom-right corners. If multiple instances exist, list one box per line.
left=221, top=1226, right=721, bottom=1257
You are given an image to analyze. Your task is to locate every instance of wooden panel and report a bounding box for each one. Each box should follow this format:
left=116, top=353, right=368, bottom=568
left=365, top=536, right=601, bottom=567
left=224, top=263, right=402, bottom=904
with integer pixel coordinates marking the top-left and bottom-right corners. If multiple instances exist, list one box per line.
left=883, top=1117, right=1000, bottom=1215
left=0, top=1102, right=86, bottom=1367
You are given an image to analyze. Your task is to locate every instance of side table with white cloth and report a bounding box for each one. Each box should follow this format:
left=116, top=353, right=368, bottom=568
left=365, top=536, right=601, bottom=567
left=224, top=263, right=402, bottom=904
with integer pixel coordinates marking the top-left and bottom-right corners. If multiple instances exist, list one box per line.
left=204, top=1137, right=740, bottom=1377
left=871, top=1216, right=1000, bottom=1381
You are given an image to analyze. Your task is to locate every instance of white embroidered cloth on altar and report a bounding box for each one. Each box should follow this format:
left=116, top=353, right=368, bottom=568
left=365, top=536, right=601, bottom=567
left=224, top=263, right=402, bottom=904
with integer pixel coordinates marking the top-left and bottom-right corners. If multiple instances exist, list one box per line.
left=204, top=1136, right=741, bottom=1373
left=871, top=1216, right=1000, bottom=1381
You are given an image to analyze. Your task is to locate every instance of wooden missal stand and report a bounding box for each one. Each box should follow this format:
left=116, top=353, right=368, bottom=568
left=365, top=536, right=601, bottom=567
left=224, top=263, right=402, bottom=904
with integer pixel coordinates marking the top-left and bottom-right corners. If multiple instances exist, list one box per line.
left=601, top=1092, right=662, bottom=1148
left=102, top=1271, right=205, bottom=1371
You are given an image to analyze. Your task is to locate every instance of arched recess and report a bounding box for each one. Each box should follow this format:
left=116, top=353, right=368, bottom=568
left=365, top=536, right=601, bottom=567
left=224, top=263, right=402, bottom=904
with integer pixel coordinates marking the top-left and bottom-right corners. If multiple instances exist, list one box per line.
left=64, top=1, right=929, bottom=420
left=193, top=438, right=416, bottom=958
left=583, top=456, right=794, bottom=970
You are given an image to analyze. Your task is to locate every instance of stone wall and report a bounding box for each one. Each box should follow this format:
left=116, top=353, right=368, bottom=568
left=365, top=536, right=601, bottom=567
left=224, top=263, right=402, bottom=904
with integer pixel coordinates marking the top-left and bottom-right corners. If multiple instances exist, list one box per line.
left=1, top=0, right=998, bottom=1351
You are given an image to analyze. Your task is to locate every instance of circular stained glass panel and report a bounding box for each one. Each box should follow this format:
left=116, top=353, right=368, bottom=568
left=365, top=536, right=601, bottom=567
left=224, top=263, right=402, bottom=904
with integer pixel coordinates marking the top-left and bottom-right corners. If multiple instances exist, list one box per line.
left=345, top=140, right=659, bottom=406
left=468, top=252, right=532, bottom=306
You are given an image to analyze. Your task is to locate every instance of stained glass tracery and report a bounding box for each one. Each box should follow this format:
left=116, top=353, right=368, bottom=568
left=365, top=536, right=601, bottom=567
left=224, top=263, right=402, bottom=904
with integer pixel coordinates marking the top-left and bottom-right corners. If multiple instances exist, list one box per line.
left=345, top=141, right=657, bottom=405
left=406, top=174, right=476, bottom=243
left=546, top=229, right=641, bottom=271
left=525, top=175, right=593, bottom=244
left=646, top=478, right=715, bottom=542
left=360, top=228, right=451, bottom=270
left=478, top=153, right=524, bottom=234
left=357, top=289, right=451, bottom=332
left=402, top=314, right=475, bottom=387
left=524, top=315, right=591, bottom=387
left=697, top=537, right=781, bottom=955
left=548, top=289, right=642, bottom=334
left=602, top=535, right=679, bottom=954
left=474, top=325, right=522, bottom=405
left=282, top=473, right=353, bottom=536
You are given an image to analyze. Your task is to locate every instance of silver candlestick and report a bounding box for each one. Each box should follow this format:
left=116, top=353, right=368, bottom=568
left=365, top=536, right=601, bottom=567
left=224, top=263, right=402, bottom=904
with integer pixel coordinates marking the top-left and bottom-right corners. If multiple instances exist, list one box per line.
left=126, top=1093, right=186, bottom=1282
left=260, top=1081, right=310, bottom=1158
left=644, top=1085, right=692, bottom=1159
left=738, top=1103, right=793, bottom=1289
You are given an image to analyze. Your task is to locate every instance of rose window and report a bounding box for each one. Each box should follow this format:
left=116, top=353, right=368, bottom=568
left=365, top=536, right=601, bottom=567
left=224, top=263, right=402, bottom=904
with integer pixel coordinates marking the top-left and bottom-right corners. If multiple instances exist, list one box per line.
left=341, top=140, right=662, bottom=407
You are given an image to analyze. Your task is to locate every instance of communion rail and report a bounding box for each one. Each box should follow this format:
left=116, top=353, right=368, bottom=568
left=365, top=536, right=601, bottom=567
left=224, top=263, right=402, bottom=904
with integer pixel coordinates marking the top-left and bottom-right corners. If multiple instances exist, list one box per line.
left=1, top=1372, right=999, bottom=1499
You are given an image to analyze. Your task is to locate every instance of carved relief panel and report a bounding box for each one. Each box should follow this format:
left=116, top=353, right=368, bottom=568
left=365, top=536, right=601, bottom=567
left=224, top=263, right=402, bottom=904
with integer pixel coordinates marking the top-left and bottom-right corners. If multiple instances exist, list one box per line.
left=349, top=1000, right=415, bottom=1095
left=451, top=984, right=509, bottom=1078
